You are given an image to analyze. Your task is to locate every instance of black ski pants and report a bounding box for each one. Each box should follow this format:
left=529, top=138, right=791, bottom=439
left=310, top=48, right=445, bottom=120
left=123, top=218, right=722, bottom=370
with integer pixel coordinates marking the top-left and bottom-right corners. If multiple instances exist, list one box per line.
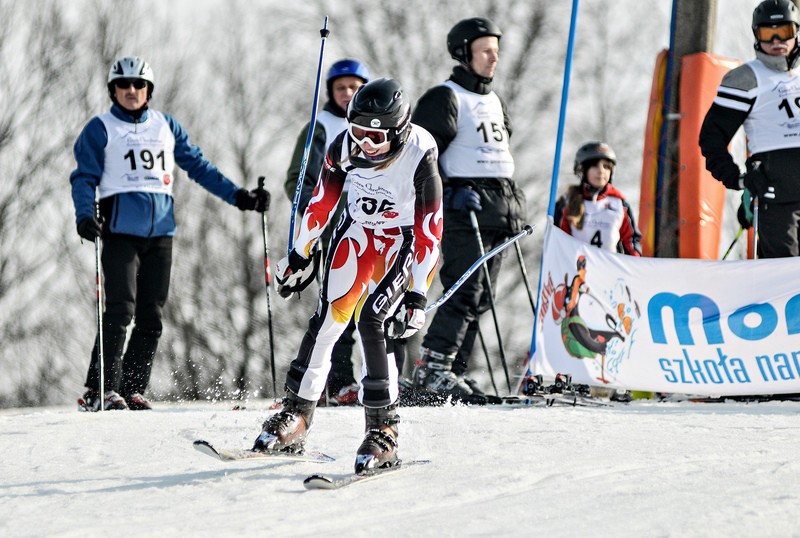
left=85, top=233, right=172, bottom=396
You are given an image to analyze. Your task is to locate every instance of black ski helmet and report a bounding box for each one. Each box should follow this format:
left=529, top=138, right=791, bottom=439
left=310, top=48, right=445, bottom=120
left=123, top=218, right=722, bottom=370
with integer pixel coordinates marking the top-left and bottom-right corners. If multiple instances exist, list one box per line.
left=326, top=59, right=370, bottom=99
left=573, top=141, right=617, bottom=177
left=447, top=17, right=502, bottom=65
left=752, top=0, right=799, bottom=32
left=346, top=78, right=411, bottom=168
left=752, top=0, right=800, bottom=56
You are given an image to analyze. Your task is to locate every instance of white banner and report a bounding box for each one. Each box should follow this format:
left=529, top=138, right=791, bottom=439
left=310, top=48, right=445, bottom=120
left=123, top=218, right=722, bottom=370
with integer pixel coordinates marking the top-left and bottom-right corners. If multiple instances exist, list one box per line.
left=530, top=225, right=800, bottom=396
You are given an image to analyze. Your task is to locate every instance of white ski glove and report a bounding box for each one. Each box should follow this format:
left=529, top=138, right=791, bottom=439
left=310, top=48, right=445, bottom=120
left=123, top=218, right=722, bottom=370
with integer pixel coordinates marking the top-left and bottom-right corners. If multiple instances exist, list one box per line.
left=387, top=291, right=427, bottom=339
left=275, top=249, right=317, bottom=299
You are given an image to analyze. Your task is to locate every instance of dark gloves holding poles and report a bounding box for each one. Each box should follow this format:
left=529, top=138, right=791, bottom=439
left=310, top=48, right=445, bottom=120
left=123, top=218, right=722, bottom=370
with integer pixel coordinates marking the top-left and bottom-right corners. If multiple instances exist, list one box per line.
left=387, top=291, right=427, bottom=339
left=275, top=249, right=317, bottom=298
left=77, top=216, right=102, bottom=241
left=443, top=186, right=482, bottom=213
left=737, top=188, right=754, bottom=230
left=235, top=188, right=270, bottom=212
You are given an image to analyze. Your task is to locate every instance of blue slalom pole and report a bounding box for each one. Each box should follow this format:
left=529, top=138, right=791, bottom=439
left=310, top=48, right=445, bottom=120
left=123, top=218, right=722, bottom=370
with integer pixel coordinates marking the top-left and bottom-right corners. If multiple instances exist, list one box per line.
left=288, top=17, right=330, bottom=255
left=526, top=0, right=580, bottom=381
left=653, top=0, right=678, bottom=255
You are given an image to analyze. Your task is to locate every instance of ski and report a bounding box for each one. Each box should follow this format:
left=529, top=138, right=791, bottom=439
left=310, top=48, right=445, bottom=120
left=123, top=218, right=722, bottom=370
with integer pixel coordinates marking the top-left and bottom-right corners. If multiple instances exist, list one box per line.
left=303, top=459, right=431, bottom=490
left=518, top=373, right=613, bottom=408
left=193, top=440, right=334, bottom=463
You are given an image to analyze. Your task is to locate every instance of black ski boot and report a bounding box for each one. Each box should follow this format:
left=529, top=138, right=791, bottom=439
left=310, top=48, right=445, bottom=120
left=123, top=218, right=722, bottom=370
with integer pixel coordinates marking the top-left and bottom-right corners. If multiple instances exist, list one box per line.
left=253, top=391, right=316, bottom=454
left=412, top=347, right=486, bottom=405
left=355, top=404, right=399, bottom=474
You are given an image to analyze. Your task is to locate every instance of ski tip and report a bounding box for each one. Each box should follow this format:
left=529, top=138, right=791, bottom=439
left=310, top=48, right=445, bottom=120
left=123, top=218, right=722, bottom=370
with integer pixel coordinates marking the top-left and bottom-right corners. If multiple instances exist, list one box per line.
left=303, top=474, right=336, bottom=490
left=192, top=439, right=220, bottom=457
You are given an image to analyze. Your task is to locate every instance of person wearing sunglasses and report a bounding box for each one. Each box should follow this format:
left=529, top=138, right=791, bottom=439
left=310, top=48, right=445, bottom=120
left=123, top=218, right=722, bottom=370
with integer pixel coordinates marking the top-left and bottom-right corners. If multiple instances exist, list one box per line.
left=256, top=78, right=443, bottom=474
left=700, top=0, right=800, bottom=259
left=283, top=58, right=371, bottom=408
left=408, top=18, right=527, bottom=405
left=70, top=56, right=269, bottom=412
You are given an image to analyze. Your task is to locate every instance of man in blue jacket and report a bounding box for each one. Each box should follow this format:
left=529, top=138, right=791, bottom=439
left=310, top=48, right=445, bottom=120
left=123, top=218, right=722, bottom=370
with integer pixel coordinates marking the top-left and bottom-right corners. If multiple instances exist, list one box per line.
left=71, top=56, right=268, bottom=411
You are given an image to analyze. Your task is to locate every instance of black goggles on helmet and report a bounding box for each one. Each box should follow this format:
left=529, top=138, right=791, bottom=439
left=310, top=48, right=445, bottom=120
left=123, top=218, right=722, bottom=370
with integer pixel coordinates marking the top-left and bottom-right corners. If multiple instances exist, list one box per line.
left=755, top=23, right=797, bottom=42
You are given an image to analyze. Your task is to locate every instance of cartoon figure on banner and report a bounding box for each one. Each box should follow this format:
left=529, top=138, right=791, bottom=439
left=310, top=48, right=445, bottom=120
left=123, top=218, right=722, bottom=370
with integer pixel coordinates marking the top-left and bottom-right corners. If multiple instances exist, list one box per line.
left=550, top=255, right=640, bottom=383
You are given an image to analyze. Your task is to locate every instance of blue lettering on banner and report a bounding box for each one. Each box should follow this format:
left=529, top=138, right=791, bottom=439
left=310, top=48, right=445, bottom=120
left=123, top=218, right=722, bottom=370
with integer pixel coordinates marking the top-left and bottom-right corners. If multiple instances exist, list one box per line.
left=658, top=347, right=751, bottom=385
left=649, top=292, right=800, bottom=345
left=756, top=350, right=800, bottom=381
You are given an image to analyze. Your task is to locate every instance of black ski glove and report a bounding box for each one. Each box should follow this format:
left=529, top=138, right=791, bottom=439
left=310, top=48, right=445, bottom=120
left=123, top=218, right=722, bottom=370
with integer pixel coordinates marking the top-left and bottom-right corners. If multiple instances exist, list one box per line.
left=235, top=188, right=270, bottom=212
left=387, top=291, right=427, bottom=339
left=444, top=187, right=482, bottom=213
left=741, top=167, right=769, bottom=198
left=77, top=216, right=102, bottom=241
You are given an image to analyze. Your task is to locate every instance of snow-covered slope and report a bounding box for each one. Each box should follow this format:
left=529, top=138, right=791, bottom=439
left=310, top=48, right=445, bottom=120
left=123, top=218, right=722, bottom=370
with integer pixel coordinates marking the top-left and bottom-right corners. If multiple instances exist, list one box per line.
left=2, top=400, right=798, bottom=538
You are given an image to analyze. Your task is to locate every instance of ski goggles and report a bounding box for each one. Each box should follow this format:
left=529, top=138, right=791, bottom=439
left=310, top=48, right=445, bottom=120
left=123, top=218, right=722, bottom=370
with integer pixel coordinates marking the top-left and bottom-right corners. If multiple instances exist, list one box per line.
left=348, top=123, right=391, bottom=149
left=754, top=23, right=797, bottom=42
left=114, top=78, right=148, bottom=90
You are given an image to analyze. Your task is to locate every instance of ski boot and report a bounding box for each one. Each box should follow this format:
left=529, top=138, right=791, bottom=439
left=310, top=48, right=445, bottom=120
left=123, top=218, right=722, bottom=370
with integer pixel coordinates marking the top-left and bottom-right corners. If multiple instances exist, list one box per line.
left=124, top=392, right=153, bottom=410
left=355, top=404, right=400, bottom=474
left=253, top=391, right=316, bottom=454
left=78, top=390, right=129, bottom=412
left=412, top=347, right=486, bottom=405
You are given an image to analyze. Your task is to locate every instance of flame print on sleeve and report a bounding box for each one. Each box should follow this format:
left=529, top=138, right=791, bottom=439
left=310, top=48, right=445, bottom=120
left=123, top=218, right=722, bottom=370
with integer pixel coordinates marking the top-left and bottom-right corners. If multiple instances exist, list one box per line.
left=410, top=197, right=443, bottom=296
left=295, top=152, right=346, bottom=257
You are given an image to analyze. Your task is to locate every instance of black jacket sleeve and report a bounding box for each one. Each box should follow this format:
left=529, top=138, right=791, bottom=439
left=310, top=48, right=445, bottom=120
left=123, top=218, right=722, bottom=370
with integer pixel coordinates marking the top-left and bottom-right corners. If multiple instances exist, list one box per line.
left=410, top=85, right=459, bottom=154
left=698, top=103, right=748, bottom=189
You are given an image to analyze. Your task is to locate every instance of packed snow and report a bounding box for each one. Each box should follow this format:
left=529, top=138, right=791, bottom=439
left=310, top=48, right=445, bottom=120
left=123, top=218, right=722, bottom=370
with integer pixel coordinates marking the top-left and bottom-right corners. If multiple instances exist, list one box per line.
left=2, top=399, right=798, bottom=537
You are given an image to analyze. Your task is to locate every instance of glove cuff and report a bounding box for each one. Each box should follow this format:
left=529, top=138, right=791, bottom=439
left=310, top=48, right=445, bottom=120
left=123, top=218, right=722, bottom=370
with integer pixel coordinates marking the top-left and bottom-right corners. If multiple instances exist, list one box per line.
left=404, top=291, right=427, bottom=309
left=289, top=249, right=312, bottom=270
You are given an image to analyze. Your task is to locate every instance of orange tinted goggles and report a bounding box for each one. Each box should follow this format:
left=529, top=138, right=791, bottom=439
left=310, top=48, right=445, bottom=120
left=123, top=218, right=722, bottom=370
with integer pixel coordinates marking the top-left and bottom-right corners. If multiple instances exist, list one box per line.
left=755, top=23, right=797, bottom=42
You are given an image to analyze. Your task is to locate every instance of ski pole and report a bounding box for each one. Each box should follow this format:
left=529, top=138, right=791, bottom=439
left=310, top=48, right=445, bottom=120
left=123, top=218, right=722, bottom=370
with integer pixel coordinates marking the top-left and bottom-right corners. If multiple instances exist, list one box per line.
left=94, top=202, right=104, bottom=411
left=752, top=196, right=759, bottom=260
left=468, top=210, right=511, bottom=393
left=258, top=177, right=278, bottom=397
left=288, top=16, right=330, bottom=255
left=721, top=227, right=743, bottom=261
left=425, top=224, right=534, bottom=314
left=477, top=325, right=499, bottom=397
left=514, top=241, right=537, bottom=314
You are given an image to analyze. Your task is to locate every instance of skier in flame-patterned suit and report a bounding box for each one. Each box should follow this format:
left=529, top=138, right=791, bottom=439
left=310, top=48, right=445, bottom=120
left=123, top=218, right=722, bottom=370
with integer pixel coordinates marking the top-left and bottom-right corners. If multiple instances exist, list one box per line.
left=254, top=78, right=443, bottom=474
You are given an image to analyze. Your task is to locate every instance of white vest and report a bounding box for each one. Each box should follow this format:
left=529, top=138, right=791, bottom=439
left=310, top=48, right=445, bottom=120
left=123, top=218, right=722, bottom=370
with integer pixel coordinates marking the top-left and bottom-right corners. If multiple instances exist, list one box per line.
left=98, top=111, right=176, bottom=198
left=743, top=59, right=800, bottom=154
left=437, top=80, right=515, bottom=179
left=338, top=125, right=437, bottom=229
left=569, top=196, right=626, bottom=252
left=317, top=110, right=351, bottom=191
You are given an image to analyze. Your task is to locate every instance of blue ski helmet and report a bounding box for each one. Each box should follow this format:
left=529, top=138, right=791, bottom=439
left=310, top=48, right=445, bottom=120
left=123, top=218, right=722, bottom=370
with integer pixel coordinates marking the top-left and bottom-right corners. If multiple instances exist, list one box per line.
left=326, top=59, right=370, bottom=98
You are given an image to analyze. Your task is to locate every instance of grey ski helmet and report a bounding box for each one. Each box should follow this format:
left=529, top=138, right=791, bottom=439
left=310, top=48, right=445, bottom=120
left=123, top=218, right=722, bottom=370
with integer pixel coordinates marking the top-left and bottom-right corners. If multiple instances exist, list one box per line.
left=573, top=141, right=617, bottom=177
left=346, top=78, right=411, bottom=168
left=447, top=17, right=502, bottom=66
left=107, top=56, right=155, bottom=100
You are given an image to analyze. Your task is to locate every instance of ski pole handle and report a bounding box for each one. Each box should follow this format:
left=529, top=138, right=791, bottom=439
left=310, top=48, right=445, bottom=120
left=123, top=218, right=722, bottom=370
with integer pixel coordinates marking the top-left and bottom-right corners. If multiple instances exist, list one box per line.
left=425, top=224, right=534, bottom=314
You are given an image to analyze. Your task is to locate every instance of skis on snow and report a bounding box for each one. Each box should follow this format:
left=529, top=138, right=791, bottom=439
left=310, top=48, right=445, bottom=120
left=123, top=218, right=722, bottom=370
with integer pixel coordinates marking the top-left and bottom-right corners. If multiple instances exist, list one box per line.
left=193, top=440, right=334, bottom=463
left=514, top=373, right=612, bottom=408
left=303, top=459, right=431, bottom=490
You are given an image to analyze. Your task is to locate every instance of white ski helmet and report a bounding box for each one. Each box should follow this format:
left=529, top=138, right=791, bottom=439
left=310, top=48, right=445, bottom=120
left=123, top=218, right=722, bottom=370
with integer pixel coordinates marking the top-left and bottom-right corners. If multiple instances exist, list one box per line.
left=107, top=56, right=155, bottom=100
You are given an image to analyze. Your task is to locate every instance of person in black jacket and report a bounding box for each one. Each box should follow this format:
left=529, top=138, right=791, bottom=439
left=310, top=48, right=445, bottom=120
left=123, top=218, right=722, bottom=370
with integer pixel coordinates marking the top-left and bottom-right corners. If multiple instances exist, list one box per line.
left=699, top=0, right=800, bottom=258
left=411, top=18, right=526, bottom=404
